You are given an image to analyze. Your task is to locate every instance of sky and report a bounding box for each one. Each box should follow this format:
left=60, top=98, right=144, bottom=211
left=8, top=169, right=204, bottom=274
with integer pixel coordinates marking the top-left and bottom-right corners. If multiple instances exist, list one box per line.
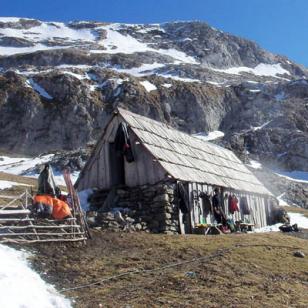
left=1, top=0, right=307, bottom=67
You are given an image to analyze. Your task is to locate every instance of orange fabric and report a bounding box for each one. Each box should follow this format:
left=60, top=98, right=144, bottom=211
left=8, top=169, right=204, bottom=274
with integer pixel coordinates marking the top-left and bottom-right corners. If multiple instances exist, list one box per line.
left=51, top=198, right=72, bottom=220
left=34, top=194, right=71, bottom=219
left=34, top=195, right=53, bottom=207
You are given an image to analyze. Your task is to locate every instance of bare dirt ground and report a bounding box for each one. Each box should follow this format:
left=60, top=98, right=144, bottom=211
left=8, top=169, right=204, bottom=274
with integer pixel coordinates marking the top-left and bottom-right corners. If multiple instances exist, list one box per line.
left=27, top=231, right=308, bottom=308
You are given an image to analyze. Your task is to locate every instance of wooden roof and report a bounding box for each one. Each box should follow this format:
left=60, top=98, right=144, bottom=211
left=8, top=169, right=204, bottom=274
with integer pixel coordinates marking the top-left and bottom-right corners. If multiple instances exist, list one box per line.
left=118, top=108, right=272, bottom=196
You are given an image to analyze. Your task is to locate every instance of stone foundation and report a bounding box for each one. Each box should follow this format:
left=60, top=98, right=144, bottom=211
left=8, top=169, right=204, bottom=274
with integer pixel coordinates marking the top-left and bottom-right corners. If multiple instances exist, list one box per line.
left=87, top=182, right=179, bottom=234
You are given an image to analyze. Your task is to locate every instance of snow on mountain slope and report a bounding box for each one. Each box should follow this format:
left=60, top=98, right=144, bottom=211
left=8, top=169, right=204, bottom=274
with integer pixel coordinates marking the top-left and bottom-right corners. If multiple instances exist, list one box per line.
left=0, top=17, right=304, bottom=84
left=0, top=244, right=71, bottom=308
left=193, top=131, right=225, bottom=141
left=212, top=63, right=291, bottom=78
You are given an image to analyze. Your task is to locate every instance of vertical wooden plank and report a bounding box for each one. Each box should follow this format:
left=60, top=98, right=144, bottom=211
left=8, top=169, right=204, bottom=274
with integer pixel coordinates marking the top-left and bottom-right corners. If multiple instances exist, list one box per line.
left=188, top=183, right=195, bottom=232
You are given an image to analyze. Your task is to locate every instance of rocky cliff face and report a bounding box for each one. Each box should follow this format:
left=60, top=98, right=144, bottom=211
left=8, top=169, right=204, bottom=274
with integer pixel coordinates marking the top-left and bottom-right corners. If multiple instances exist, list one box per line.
left=0, top=17, right=308, bottom=174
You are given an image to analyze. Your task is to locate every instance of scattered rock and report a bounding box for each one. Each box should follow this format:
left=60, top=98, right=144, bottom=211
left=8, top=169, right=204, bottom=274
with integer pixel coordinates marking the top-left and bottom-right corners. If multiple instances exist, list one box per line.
left=293, top=251, right=305, bottom=258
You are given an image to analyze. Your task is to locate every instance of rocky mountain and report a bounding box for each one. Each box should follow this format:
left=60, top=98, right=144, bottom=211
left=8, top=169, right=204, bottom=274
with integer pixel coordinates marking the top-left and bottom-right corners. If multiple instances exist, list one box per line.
left=1, top=17, right=308, bottom=184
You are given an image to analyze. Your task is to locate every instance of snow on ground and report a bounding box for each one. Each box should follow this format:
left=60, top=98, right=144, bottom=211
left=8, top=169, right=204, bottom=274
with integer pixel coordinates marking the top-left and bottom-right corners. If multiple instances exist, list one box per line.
left=78, top=188, right=93, bottom=211
left=0, top=154, right=79, bottom=186
left=0, top=155, right=54, bottom=175
left=157, top=73, right=201, bottom=83
left=0, top=20, right=95, bottom=42
left=254, top=223, right=282, bottom=233
left=162, top=83, right=172, bottom=88
left=277, top=193, right=289, bottom=207
left=0, top=44, right=70, bottom=56
left=92, top=24, right=198, bottom=64
left=193, top=131, right=225, bottom=141
left=206, top=81, right=225, bottom=86
left=139, top=80, right=157, bottom=92
left=26, top=79, right=53, bottom=99
left=252, top=120, right=272, bottom=131
left=0, top=244, right=71, bottom=308
left=288, top=212, right=308, bottom=228
left=212, top=63, right=290, bottom=79
left=247, top=160, right=263, bottom=169
left=0, top=180, right=30, bottom=190
left=53, top=170, right=80, bottom=187
left=255, top=212, right=308, bottom=232
left=62, top=71, right=90, bottom=80
left=111, top=62, right=165, bottom=77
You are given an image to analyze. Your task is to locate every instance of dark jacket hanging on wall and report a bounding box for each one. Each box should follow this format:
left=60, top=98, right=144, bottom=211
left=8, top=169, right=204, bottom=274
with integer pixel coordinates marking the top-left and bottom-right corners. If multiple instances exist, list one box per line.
left=177, top=182, right=189, bottom=214
left=212, top=193, right=227, bottom=224
left=200, top=192, right=213, bottom=216
left=114, top=122, right=135, bottom=162
left=240, top=196, right=250, bottom=215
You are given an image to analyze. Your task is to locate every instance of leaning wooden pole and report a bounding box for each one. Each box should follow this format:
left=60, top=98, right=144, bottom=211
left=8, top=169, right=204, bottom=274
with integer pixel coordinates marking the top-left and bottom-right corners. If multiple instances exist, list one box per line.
left=63, top=168, right=91, bottom=239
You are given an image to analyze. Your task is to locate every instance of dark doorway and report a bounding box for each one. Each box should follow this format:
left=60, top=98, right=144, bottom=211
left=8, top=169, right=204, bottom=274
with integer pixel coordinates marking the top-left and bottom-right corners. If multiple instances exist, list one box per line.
left=109, top=142, right=125, bottom=186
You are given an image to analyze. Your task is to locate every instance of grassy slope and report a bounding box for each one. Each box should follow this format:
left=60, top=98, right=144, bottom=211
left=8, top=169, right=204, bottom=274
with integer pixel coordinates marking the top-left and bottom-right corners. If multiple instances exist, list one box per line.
left=30, top=231, right=308, bottom=308
left=1, top=173, right=307, bottom=307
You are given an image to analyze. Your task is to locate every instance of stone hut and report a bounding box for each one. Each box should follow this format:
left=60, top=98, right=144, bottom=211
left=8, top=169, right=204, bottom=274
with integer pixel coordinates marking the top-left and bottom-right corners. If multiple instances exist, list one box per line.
left=76, top=108, right=274, bottom=234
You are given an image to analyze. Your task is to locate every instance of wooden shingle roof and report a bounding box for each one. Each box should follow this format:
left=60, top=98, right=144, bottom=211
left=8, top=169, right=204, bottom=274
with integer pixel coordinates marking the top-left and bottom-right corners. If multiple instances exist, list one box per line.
left=118, top=108, right=271, bottom=196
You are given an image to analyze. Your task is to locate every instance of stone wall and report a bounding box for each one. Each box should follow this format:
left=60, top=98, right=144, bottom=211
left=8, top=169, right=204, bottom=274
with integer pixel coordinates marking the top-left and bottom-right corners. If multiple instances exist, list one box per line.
left=87, top=181, right=179, bottom=234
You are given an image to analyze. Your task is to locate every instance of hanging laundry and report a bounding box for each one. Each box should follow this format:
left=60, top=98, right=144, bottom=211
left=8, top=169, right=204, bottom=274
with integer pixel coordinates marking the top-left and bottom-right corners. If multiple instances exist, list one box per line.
left=240, top=196, right=250, bottom=215
left=177, top=182, right=189, bottom=214
left=199, top=192, right=213, bottom=216
left=212, top=188, right=227, bottom=224
left=114, top=122, right=135, bottom=162
left=229, top=194, right=239, bottom=214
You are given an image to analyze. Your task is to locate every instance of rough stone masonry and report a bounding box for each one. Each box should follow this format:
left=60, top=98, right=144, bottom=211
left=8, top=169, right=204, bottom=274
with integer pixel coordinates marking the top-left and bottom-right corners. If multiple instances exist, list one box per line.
left=87, top=182, right=179, bottom=234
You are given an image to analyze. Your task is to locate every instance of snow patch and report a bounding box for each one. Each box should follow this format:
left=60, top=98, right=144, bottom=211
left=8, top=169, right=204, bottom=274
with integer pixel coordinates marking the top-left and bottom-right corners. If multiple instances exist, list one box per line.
left=26, top=79, right=53, bottom=99
left=92, top=24, right=198, bottom=64
left=289, top=212, right=308, bottom=229
left=157, top=73, right=201, bottom=83
left=0, top=244, right=71, bottom=308
left=140, top=80, right=157, bottom=92
left=0, top=20, right=95, bottom=42
left=62, top=71, right=89, bottom=80
left=193, top=131, right=225, bottom=141
left=212, top=63, right=290, bottom=79
left=0, top=154, right=78, bottom=186
left=255, top=212, right=308, bottom=232
left=0, top=44, right=69, bottom=56
left=78, top=189, right=93, bottom=212
left=277, top=193, right=289, bottom=207
left=0, top=180, right=30, bottom=190
left=247, top=160, right=262, bottom=169
left=252, top=120, right=272, bottom=131
left=111, top=62, right=165, bottom=77
left=0, top=155, right=54, bottom=175
left=162, top=83, right=172, bottom=88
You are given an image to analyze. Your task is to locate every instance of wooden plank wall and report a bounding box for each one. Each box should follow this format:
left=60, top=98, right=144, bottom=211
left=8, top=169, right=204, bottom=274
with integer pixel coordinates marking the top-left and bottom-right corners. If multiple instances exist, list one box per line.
left=77, top=116, right=167, bottom=190
left=125, top=133, right=167, bottom=187
left=77, top=117, right=120, bottom=190
left=188, top=183, right=271, bottom=229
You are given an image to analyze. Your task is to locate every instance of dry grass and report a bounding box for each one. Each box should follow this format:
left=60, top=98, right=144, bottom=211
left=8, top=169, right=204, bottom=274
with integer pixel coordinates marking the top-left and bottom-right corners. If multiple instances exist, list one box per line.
left=28, top=231, right=308, bottom=308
